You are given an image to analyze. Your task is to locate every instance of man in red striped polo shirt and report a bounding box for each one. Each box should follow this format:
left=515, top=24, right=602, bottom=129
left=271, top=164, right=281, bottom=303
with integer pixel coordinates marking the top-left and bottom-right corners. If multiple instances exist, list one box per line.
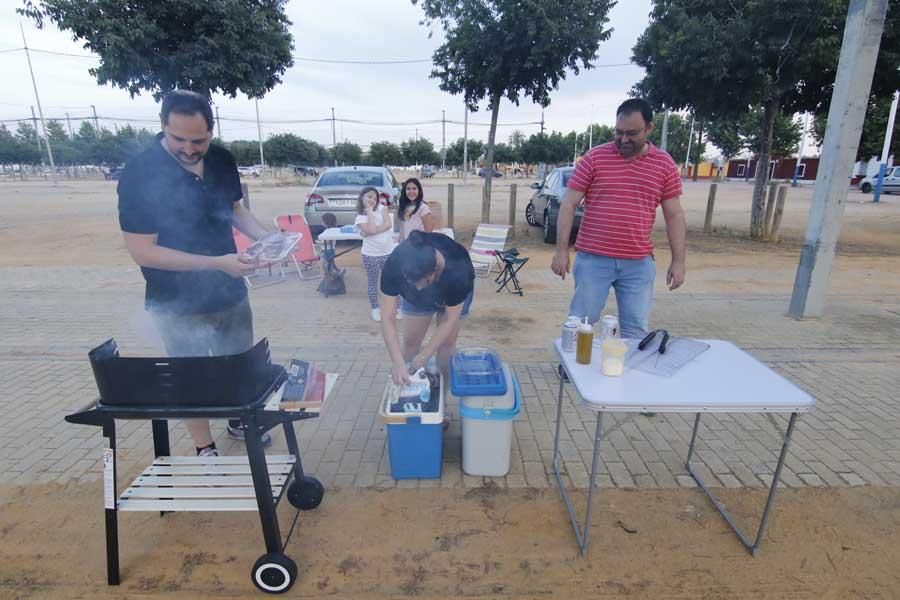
left=551, top=98, right=686, bottom=338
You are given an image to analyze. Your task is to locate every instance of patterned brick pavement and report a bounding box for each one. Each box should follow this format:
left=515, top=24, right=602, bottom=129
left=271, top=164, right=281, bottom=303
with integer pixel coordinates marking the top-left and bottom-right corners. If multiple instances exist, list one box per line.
left=2, top=261, right=899, bottom=491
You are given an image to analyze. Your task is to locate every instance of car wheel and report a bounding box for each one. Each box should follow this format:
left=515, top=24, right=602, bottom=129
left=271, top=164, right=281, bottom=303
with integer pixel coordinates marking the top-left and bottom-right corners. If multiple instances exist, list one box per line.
left=525, top=203, right=538, bottom=226
left=542, top=210, right=556, bottom=244
left=861, top=182, right=872, bottom=193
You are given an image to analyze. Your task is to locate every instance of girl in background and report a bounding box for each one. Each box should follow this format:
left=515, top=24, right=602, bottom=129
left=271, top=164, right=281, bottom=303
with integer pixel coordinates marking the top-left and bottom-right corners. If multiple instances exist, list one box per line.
left=355, top=186, right=397, bottom=322
left=397, top=177, right=436, bottom=241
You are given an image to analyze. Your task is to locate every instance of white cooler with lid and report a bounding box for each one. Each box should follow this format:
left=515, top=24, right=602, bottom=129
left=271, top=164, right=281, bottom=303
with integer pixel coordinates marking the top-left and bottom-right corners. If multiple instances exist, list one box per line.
left=452, top=348, right=521, bottom=477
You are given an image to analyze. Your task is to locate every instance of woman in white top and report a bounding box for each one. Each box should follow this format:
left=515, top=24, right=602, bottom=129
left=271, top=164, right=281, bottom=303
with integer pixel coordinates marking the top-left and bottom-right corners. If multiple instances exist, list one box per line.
left=397, top=178, right=436, bottom=241
left=355, top=186, right=397, bottom=321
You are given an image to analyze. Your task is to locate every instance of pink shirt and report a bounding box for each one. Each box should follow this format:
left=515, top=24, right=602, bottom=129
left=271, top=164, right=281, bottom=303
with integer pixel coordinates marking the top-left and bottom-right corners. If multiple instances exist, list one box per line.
left=398, top=202, right=432, bottom=241
left=568, top=142, right=681, bottom=259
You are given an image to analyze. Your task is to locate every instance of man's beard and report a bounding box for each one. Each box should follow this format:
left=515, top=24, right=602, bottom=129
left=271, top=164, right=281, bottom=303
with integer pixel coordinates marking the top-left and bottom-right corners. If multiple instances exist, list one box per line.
left=616, top=139, right=643, bottom=157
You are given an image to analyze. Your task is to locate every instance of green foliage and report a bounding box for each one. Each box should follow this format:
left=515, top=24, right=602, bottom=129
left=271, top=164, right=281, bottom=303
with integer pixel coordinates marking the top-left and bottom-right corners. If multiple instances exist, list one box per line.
left=577, top=123, right=615, bottom=153
left=706, top=109, right=801, bottom=160
left=491, top=142, right=518, bottom=164
left=414, top=0, right=615, bottom=215
left=331, top=142, right=363, bottom=166
left=400, top=138, right=439, bottom=165
left=445, top=137, right=485, bottom=167
left=647, top=112, right=694, bottom=163
left=812, top=94, right=899, bottom=161
left=20, top=1, right=294, bottom=100
left=263, top=133, right=328, bottom=166
left=631, top=0, right=900, bottom=236
left=229, top=140, right=260, bottom=166
left=366, top=141, right=404, bottom=166
left=519, top=130, right=576, bottom=165
left=0, top=125, right=25, bottom=164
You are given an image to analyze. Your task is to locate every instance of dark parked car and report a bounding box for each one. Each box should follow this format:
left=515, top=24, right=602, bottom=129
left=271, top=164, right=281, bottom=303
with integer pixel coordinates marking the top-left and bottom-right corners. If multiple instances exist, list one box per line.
left=478, top=167, right=503, bottom=178
left=525, top=166, right=582, bottom=244
left=421, top=165, right=436, bottom=178
left=293, top=165, right=319, bottom=177
left=103, top=165, right=124, bottom=181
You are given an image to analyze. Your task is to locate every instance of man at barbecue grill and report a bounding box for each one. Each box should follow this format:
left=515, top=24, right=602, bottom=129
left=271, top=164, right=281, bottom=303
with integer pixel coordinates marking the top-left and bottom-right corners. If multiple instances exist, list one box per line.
left=117, top=89, right=273, bottom=457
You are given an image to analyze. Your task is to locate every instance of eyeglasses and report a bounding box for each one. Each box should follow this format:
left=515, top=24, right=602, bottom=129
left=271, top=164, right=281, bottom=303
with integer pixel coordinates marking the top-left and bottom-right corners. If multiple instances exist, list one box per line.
left=614, top=129, right=645, bottom=139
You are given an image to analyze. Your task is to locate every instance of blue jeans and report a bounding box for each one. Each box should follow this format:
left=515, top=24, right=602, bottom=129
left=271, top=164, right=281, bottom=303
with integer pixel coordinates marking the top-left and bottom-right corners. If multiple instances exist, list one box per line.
left=568, top=252, right=656, bottom=339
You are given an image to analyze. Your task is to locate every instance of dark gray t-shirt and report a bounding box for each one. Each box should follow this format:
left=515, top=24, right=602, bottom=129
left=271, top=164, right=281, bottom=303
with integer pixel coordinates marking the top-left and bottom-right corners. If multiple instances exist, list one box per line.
left=380, top=233, right=474, bottom=309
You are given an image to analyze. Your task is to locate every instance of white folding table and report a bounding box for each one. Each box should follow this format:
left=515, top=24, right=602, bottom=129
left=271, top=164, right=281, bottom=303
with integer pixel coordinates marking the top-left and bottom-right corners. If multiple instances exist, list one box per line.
left=552, top=338, right=815, bottom=556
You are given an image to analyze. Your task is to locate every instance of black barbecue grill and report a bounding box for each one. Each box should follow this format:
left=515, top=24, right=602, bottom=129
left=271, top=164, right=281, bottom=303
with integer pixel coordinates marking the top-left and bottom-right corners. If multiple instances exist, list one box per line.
left=66, top=338, right=324, bottom=594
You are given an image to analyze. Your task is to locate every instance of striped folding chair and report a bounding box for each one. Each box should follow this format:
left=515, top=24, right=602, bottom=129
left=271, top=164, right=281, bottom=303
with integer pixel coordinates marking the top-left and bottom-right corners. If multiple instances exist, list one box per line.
left=468, top=224, right=510, bottom=278
left=273, top=214, right=321, bottom=280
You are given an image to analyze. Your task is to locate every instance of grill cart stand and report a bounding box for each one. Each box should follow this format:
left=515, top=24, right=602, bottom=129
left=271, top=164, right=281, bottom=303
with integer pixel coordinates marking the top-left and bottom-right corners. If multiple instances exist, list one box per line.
left=66, top=343, right=325, bottom=594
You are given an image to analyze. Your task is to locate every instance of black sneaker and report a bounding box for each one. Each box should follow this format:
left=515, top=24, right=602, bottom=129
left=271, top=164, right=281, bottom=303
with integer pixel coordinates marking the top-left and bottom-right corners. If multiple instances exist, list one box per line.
left=226, top=420, right=272, bottom=447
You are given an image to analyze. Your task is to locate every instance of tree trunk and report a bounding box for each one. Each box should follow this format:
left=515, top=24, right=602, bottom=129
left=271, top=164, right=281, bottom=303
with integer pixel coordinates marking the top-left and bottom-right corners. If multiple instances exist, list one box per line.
left=692, top=121, right=704, bottom=182
left=750, top=100, right=778, bottom=239
left=482, top=94, right=501, bottom=224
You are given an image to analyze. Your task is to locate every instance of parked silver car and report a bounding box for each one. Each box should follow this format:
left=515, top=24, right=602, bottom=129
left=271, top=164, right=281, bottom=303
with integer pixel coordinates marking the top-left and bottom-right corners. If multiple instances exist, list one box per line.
left=304, top=166, right=400, bottom=234
left=525, top=166, right=582, bottom=244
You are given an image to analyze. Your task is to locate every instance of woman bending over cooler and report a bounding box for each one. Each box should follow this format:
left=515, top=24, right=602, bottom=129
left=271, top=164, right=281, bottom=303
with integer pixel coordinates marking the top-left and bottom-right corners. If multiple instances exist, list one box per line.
left=379, top=230, right=474, bottom=386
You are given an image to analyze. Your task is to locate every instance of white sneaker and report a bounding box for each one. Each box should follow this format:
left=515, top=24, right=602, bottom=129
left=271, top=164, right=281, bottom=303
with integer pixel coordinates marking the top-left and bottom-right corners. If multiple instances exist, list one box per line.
left=371, top=308, right=381, bottom=322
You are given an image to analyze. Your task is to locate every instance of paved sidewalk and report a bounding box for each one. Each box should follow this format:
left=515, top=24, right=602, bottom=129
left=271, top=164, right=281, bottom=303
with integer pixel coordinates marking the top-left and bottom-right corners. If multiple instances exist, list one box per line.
left=2, top=262, right=899, bottom=491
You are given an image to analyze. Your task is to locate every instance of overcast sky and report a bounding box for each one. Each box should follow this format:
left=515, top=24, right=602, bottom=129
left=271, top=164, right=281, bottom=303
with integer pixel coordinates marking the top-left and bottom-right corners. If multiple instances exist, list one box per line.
left=0, top=0, right=654, bottom=150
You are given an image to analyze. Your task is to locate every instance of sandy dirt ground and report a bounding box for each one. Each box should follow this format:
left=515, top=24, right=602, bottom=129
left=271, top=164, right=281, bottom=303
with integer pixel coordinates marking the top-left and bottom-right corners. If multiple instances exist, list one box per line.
left=1, top=482, right=899, bottom=599
left=2, top=176, right=899, bottom=598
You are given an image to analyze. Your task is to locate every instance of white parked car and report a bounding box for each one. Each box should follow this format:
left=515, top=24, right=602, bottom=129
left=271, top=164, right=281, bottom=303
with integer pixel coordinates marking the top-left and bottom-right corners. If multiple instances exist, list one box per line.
left=858, top=167, right=899, bottom=193
left=237, top=166, right=261, bottom=177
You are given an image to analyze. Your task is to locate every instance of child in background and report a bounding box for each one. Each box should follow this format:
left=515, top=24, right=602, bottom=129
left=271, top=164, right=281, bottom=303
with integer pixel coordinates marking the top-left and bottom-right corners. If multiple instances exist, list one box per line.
left=397, top=177, right=436, bottom=241
left=355, top=186, right=397, bottom=322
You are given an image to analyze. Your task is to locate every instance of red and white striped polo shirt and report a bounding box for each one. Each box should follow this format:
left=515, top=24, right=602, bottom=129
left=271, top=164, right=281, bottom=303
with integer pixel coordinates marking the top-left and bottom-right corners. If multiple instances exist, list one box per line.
left=567, top=141, right=681, bottom=259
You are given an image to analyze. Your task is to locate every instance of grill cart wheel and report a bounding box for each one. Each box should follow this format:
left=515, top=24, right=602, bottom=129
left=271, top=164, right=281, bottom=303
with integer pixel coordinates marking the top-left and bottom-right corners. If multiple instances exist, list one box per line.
left=287, top=476, right=324, bottom=510
left=252, top=553, right=297, bottom=594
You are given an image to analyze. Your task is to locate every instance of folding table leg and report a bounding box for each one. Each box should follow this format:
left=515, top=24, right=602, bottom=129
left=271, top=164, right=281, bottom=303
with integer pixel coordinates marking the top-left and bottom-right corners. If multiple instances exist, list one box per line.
left=102, top=420, right=120, bottom=586
left=686, top=412, right=799, bottom=556
left=551, top=365, right=605, bottom=556
left=151, top=419, right=169, bottom=458
left=244, top=417, right=283, bottom=554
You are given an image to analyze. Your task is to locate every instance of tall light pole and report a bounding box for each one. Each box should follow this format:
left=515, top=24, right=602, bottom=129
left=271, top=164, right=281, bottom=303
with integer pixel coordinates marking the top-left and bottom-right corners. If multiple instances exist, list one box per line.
left=463, top=104, right=468, bottom=183
left=683, top=114, right=695, bottom=178
left=660, top=108, right=670, bottom=152
left=441, top=109, right=446, bottom=170
left=331, top=107, right=337, bottom=166
left=21, top=23, right=56, bottom=184
left=873, top=89, right=898, bottom=203
left=255, top=99, right=265, bottom=167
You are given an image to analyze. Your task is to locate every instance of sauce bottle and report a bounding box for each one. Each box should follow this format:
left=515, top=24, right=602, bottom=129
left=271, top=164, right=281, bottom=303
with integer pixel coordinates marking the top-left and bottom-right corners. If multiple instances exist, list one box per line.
left=576, top=316, right=593, bottom=365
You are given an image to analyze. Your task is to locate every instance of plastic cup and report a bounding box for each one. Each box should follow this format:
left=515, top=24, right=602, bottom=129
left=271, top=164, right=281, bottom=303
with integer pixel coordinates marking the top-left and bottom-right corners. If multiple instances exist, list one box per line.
left=600, top=338, right=627, bottom=377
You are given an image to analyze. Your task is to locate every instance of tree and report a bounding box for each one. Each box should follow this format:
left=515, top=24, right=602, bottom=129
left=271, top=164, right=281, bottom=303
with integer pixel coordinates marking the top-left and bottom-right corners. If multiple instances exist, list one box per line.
left=632, top=0, right=900, bottom=238
left=401, top=138, right=439, bottom=166
left=491, top=142, right=518, bottom=164
left=414, top=0, right=615, bottom=222
left=577, top=123, right=615, bottom=154
left=331, top=142, right=363, bottom=166
left=263, top=133, right=324, bottom=166
left=445, top=137, right=484, bottom=168
left=742, top=108, right=801, bottom=160
left=0, top=125, right=23, bottom=164
left=812, top=94, right=900, bottom=162
left=15, top=123, right=41, bottom=164
left=20, top=1, right=294, bottom=100
left=705, top=116, right=745, bottom=162
left=647, top=112, right=692, bottom=164
left=367, top=141, right=404, bottom=166
left=508, top=130, right=526, bottom=150
left=229, top=141, right=259, bottom=166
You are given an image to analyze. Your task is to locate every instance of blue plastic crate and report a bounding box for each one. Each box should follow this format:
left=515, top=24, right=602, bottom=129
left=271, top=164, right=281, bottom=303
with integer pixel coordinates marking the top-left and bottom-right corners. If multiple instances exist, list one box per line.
left=450, top=347, right=507, bottom=397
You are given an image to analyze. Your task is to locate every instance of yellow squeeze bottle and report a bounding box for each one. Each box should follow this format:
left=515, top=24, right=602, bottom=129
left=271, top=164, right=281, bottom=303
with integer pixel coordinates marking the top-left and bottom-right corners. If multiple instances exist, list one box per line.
left=576, top=317, right=593, bottom=365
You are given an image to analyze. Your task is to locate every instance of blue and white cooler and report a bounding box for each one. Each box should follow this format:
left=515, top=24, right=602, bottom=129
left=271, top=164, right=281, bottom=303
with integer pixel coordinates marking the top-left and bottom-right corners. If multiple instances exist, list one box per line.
left=451, top=348, right=521, bottom=477
left=379, top=370, right=444, bottom=479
